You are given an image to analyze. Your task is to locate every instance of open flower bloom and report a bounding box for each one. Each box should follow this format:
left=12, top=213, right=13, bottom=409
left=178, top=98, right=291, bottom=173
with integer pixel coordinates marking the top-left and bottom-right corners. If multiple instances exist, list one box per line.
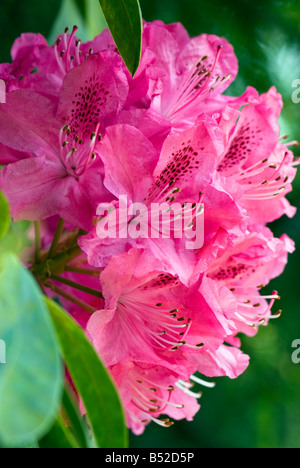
left=0, top=51, right=129, bottom=228
left=86, top=248, right=249, bottom=380
left=0, top=26, right=163, bottom=113
left=0, top=18, right=297, bottom=435
left=0, top=33, right=53, bottom=95
left=0, top=22, right=237, bottom=134
left=82, top=248, right=249, bottom=433
left=203, top=225, right=295, bottom=336
left=0, top=29, right=119, bottom=99
left=215, top=87, right=297, bottom=223
left=79, top=118, right=245, bottom=285
left=142, top=20, right=238, bottom=131
left=109, top=361, right=202, bottom=435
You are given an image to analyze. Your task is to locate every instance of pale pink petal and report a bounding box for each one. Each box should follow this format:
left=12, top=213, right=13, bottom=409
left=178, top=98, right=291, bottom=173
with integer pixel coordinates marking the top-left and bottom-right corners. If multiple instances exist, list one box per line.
left=0, top=90, right=60, bottom=155
left=197, top=345, right=250, bottom=379
left=87, top=308, right=162, bottom=368
left=99, top=124, right=158, bottom=201
left=0, top=156, right=69, bottom=221
left=99, top=248, right=142, bottom=303
left=165, top=34, right=238, bottom=130
left=118, top=108, right=171, bottom=151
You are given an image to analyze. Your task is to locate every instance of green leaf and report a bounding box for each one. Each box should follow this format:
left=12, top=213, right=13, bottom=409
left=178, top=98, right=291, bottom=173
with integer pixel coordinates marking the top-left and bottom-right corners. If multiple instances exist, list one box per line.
left=0, top=220, right=32, bottom=257
left=39, top=415, right=79, bottom=449
left=0, top=190, right=10, bottom=240
left=46, top=298, right=128, bottom=448
left=0, top=254, right=63, bottom=447
left=98, top=0, right=143, bottom=76
left=61, top=385, right=90, bottom=448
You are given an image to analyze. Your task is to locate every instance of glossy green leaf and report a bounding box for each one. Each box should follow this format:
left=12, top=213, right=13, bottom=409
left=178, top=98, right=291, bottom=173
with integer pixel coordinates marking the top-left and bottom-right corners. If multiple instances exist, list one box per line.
left=0, top=254, right=63, bottom=447
left=46, top=298, right=128, bottom=448
left=39, top=415, right=79, bottom=449
left=98, top=0, right=142, bottom=76
left=61, top=386, right=90, bottom=448
left=0, top=190, right=10, bottom=240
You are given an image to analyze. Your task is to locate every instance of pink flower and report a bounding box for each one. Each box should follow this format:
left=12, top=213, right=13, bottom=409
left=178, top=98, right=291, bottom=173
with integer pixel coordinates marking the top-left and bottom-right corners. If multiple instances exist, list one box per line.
left=1, top=26, right=162, bottom=114
left=1, top=29, right=107, bottom=100
left=0, top=19, right=296, bottom=436
left=86, top=248, right=248, bottom=378
left=194, top=344, right=250, bottom=380
left=203, top=225, right=295, bottom=336
left=0, top=33, right=52, bottom=96
left=0, top=51, right=129, bottom=228
left=215, top=87, right=297, bottom=223
left=79, top=118, right=244, bottom=284
left=142, top=21, right=238, bottom=131
left=109, top=361, right=201, bottom=435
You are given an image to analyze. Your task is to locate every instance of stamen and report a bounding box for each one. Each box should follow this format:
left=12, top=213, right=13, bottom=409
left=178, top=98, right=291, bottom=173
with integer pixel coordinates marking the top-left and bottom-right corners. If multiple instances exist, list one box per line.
left=75, top=39, right=82, bottom=66
left=243, top=187, right=286, bottom=200
left=238, top=158, right=269, bottom=178
left=190, top=375, right=216, bottom=388
left=134, top=376, right=174, bottom=393
left=53, top=25, right=83, bottom=76
left=285, top=140, right=299, bottom=147
left=149, top=392, right=185, bottom=409
left=118, top=293, right=194, bottom=352
left=164, top=45, right=228, bottom=121
left=65, top=25, right=79, bottom=73
left=234, top=290, right=279, bottom=326
left=74, top=122, right=101, bottom=177
left=54, top=39, right=66, bottom=75
left=175, top=381, right=203, bottom=399
left=233, top=152, right=292, bottom=201
left=150, top=416, right=174, bottom=427
left=182, top=342, right=205, bottom=350
left=269, top=309, right=282, bottom=319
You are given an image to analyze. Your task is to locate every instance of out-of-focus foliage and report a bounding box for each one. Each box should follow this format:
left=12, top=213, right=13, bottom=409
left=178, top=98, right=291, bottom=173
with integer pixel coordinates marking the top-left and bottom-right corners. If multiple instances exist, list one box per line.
left=0, top=0, right=300, bottom=448
left=0, top=254, right=63, bottom=447
left=46, top=299, right=128, bottom=448
left=0, top=191, right=10, bottom=240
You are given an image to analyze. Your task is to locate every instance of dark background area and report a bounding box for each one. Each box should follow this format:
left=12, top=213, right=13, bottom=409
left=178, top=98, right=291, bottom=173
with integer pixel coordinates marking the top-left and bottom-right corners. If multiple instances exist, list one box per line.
left=1, top=0, right=300, bottom=448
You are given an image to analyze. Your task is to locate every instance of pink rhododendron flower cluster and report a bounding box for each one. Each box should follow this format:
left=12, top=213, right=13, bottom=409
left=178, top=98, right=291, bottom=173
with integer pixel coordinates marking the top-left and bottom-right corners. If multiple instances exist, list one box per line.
left=0, top=21, right=298, bottom=435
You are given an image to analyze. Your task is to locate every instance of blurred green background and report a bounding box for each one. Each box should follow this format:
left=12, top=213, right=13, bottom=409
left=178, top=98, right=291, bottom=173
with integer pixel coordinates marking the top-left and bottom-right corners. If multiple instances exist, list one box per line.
left=1, top=0, right=300, bottom=449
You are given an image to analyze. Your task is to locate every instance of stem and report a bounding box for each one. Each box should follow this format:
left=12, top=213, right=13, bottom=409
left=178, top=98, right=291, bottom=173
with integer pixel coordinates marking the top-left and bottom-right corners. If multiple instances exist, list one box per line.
left=36, top=276, right=46, bottom=295
left=49, top=246, right=84, bottom=273
left=34, top=221, right=41, bottom=264
left=48, top=218, right=65, bottom=259
left=46, top=282, right=96, bottom=314
left=65, top=266, right=100, bottom=277
left=32, top=245, right=83, bottom=280
left=51, top=275, right=104, bottom=300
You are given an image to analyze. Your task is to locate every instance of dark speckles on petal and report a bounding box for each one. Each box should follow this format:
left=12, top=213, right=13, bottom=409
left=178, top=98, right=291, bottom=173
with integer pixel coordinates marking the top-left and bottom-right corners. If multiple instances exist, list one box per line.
left=208, top=261, right=255, bottom=282
left=217, top=121, right=264, bottom=173
left=69, top=73, right=108, bottom=138
left=146, top=142, right=205, bottom=203
left=141, top=274, right=180, bottom=291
